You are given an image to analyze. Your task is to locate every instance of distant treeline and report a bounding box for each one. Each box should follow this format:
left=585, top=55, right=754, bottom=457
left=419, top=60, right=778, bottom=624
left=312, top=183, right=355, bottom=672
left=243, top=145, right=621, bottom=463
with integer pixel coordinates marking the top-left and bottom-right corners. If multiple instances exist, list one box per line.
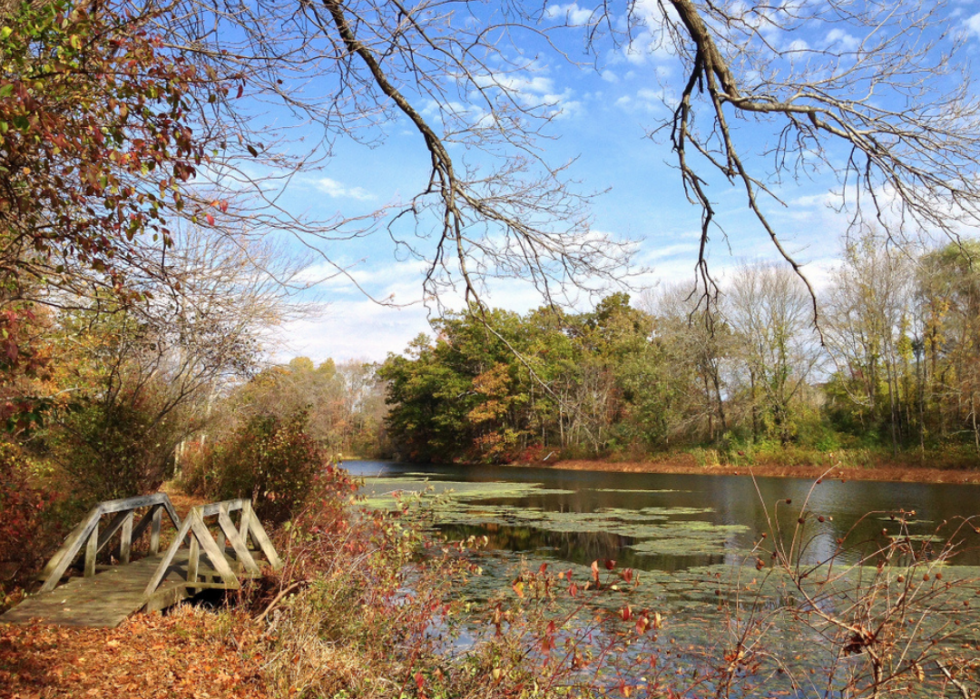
left=377, top=233, right=980, bottom=466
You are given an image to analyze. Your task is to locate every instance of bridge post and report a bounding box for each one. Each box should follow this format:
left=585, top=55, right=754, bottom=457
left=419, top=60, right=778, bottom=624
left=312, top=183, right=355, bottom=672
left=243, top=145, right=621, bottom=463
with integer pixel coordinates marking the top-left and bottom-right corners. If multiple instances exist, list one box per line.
left=149, top=505, right=162, bottom=554
left=120, top=511, right=134, bottom=564
left=84, top=522, right=98, bottom=577
left=187, top=536, right=200, bottom=589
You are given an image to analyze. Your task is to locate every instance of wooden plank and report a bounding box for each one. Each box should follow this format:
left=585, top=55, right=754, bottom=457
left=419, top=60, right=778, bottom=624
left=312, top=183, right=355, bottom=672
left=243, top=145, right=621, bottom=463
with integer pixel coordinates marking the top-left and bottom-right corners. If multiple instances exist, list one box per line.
left=119, top=511, right=133, bottom=565
left=38, top=508, right=100, bottom=591
left=84, top=522, right=98, bottom=578
left=14, top=495, right=277, bottom=627
left=187, top=536, right=199, bottom=585
left=97, top=493, right=169, bottom=515
left=149, top=505, right=162, bottom=554
left=3, top=550, right=236, bottom=627
left=198, top=499, right=246, bottom=517
left=238, top=501, right=252, bottom=542
left=130, top=506, right=157, bottom=542
left=141, top=516, right=194, bottom=601
left=4, top=555, right=170, bottom=627
left=96, top=510, right=132, bottom=555
left=246, top=513, right=282, bottom=570
left=159, top=497, right=182, bottom=530
left=218, top=508, right=259, bottom=575
left=188, top=511, right=239, bottom=589
left=38, top=494, right=182, bottom=592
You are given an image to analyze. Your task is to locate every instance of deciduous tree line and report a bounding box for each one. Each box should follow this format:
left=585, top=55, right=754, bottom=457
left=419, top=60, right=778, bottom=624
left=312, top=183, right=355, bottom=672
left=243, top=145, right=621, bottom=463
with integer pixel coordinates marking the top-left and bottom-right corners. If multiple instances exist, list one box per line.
left=380, top=233, right=980, bottom=465
left=0, top=0, right=979, bottom=524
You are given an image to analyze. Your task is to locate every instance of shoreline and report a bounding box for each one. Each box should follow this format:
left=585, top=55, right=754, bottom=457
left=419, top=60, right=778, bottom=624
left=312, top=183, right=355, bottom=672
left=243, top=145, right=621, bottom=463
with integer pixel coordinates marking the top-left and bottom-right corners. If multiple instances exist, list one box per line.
left=506, top=457, right=980, bottom=485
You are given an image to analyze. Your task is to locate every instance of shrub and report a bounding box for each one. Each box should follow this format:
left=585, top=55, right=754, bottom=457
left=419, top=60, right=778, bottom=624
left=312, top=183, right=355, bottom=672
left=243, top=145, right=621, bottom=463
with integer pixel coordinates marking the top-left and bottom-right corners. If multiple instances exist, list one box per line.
left=49, top=383, right=192, bottom=501
left=691, top=446, right=721, bottom=467
left=0, top=442, right=71, bottom=605
left=183, top=410, right=324, bottom=523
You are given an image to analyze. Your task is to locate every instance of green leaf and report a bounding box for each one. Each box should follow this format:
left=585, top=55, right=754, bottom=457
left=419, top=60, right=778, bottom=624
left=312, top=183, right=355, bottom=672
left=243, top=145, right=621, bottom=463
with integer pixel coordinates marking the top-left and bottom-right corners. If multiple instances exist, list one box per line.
left=0, top=84, right=13, bottom=98
left=0, top=27, right=12, bottom=41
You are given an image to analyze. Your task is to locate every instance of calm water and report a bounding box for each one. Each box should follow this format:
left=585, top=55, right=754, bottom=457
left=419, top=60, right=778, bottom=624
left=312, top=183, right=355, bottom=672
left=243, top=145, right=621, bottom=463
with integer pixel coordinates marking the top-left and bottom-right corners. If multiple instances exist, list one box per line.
left=348, top=460, right=980, bottom=696
left=347, top=460, right=980, bottom=571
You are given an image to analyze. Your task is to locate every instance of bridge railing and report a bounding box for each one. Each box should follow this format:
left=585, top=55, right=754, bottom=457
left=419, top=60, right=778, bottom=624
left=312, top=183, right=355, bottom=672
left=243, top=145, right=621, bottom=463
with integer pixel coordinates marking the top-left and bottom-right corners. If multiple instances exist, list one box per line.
left=38, top=493, right=182, bottom=593
left=140, top=499, right=281, bottom=605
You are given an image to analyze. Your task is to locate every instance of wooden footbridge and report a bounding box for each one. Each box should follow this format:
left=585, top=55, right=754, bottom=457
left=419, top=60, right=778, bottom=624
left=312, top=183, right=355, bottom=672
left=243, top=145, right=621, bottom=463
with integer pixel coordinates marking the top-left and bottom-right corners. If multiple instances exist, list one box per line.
left=0, top=494, right=281, bottom=627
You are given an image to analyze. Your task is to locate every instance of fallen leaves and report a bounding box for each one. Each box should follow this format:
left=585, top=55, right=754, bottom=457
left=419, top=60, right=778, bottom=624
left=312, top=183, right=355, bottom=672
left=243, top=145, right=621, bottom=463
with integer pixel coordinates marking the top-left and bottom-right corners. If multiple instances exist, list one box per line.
left=0, top=606, right=269, bottom=698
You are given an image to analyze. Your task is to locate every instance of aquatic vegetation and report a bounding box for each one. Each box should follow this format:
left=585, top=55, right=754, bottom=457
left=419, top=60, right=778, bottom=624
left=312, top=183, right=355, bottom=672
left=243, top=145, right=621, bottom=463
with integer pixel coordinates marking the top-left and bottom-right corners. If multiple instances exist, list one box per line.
left=361, top=476, right=752, bottom=564
left=626, top=521, right=751, bottom=556
left=355, top=473, right=980, bottom=698
left=358, top=478, right=575, bottom=511
left=595, top=488, right=689, bottom=494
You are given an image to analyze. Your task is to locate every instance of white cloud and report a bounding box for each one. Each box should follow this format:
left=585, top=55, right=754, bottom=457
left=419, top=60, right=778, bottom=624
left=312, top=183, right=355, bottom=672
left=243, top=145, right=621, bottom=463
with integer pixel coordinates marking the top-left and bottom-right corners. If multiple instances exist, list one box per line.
left=619, top=0, right=677, bottom=64
left=544, top=3, right=595, bottom=26
left=543, top=91, right=584, bottom=119
left=825, top=28, right=859, bottom=52
left=314, top=177, right=376, bottom=202
left=966, top=12, right=980, bottom=38
left=616, top=86, right=674, bottom=113
left=643, top=242, right=700, bottom=262
left=601, top=69, right=619, bottom=83
left=276, top=300, right=430, bottom=363
left=786, top=39, right=809, bottom=53
left=479, top=70, right=583, bottom=119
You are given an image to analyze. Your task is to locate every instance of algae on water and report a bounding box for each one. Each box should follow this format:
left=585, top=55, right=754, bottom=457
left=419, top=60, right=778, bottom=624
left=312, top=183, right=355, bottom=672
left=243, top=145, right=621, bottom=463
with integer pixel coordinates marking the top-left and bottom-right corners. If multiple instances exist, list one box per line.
left=359, top=476, right=748, bottom=561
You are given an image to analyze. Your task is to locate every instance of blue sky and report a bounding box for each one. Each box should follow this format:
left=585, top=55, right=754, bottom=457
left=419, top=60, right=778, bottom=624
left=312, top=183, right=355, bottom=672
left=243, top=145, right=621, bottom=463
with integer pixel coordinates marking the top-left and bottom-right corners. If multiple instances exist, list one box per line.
left=252, top=1, right=980, bottom=364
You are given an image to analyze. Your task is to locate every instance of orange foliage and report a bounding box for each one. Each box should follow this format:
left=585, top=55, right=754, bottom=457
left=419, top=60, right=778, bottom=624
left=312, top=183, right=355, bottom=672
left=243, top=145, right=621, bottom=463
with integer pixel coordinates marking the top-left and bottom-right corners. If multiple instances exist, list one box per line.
left=0, top=607, right=269, bottom=698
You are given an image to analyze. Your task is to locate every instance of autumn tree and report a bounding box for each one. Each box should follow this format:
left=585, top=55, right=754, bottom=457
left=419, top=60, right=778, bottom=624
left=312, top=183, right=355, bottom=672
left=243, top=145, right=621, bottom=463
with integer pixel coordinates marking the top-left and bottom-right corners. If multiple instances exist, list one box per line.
left=0, top=0, right=216, bottom=303
left=642, top=284, right=734, bottom=443
left=823, top=231, right=918, bottom=450
left=35, top=231, right=302, bottom=500
left=142, top=1, right=980, bottom=311
left=726, top=264, right=823, bottom=443
left=917, top=241, right=980, bottom=452
left=6, top=0, right=976, bottom=324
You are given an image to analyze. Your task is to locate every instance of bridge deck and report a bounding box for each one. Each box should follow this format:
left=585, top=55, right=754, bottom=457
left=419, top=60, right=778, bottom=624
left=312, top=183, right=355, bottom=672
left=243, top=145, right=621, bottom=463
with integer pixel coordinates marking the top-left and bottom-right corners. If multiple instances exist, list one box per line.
left=1, top=547, right=257, bottom=628
left=0, top=495, right=279, bottom=628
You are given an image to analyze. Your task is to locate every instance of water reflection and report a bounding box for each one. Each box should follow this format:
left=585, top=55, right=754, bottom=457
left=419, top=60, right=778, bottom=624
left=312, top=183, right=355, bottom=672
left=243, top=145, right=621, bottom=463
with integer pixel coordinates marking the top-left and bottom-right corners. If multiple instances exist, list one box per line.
left=346, top=460, right=980, bottom=570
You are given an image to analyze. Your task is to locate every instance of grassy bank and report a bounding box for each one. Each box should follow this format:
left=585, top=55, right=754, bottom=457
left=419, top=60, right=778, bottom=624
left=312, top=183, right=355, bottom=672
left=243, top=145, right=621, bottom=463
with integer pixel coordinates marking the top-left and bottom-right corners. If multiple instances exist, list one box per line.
left=510, top=444, right=980, bottom=484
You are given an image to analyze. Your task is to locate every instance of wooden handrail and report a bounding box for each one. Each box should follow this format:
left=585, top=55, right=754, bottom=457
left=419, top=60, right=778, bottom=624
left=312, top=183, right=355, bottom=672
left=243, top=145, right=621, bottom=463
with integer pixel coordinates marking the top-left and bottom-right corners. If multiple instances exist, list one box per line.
left=38, top=493, right=182, bottom=593
left=35, top=493, right=281, bottom=610
left=140, top=499, right=281, bottom=605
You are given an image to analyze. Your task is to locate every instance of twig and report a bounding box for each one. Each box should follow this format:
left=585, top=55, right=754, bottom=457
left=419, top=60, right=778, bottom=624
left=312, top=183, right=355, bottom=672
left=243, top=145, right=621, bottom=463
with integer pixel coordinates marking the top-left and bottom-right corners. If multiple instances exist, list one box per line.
left=255, top=580, right=306, bottom=623
left=938, top=660, right=973, bottom=699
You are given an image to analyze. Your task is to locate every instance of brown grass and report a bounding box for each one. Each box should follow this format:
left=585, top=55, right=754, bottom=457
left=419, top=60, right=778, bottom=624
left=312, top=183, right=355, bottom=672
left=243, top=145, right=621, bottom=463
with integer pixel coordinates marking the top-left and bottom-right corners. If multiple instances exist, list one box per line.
left=510, top=453, right=980, bottom=484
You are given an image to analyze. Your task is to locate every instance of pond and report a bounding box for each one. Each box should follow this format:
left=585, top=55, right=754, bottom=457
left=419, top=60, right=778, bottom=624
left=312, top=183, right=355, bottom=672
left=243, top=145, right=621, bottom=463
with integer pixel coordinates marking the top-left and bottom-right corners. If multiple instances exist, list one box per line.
left=347, top=460, right=980, bottom=571
left=347, top=460, right=980, bottom=697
